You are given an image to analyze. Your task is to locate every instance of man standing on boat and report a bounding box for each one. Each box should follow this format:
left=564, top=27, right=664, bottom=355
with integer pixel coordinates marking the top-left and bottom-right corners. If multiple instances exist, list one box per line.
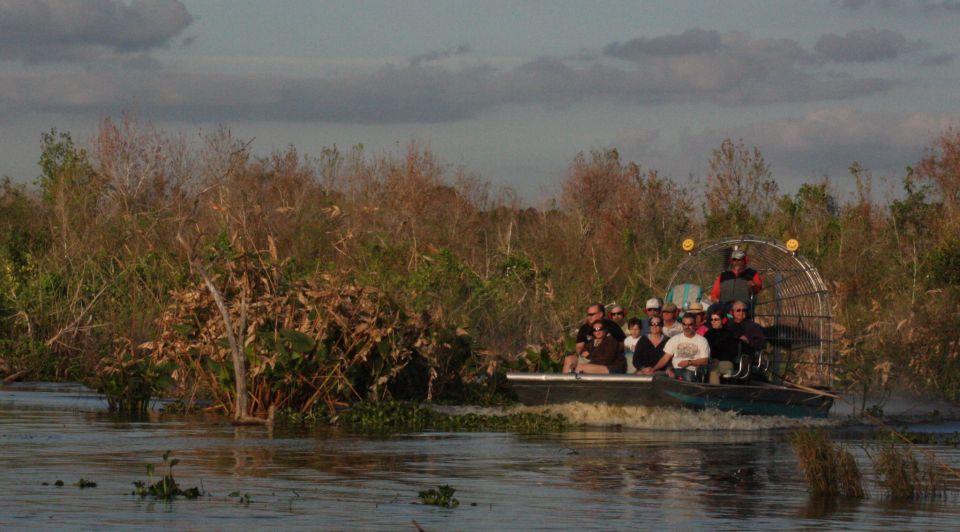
left=643, top=315, right=710, bottom=381
left=709, top=248, right=762, bottom=311
left=564, top=303, right=626, bottom=373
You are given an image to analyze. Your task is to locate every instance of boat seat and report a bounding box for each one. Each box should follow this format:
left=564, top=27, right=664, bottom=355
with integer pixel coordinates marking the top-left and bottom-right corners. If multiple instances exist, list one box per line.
left=720, top=350, right=767, bottom=382
left=665, top=283, right=703, bottom=312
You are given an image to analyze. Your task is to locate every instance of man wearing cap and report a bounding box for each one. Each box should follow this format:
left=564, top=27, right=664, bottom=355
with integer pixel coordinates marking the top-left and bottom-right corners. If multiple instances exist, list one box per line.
left=710, top=248, right=762, bottom=308
left=640, top=298, right=662, bottom=335
left=564, top=302, right=627, bottom=373
left=661, top=302, right=682, bottom=337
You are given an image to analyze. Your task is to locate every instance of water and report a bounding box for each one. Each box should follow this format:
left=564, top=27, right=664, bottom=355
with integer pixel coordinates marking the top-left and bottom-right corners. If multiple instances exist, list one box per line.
left=2, top=384, right=960, bottom=530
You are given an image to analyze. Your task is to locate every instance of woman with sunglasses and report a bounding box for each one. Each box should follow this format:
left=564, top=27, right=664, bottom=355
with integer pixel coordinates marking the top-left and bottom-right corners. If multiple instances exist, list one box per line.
left=576, top=323, right=627, bottom=374
left=635, top=317, right=669, bottom=375
left=705, top=310, right=738, bottom=384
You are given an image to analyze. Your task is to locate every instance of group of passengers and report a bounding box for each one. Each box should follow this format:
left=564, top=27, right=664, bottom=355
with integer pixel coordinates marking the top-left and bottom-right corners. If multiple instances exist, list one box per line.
left=562, top=249, right=766, bottom=384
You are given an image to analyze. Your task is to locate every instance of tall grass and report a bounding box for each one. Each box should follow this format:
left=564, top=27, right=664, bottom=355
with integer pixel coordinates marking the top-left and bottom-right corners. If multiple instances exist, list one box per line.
left=790, top=428, right=865, bottom=498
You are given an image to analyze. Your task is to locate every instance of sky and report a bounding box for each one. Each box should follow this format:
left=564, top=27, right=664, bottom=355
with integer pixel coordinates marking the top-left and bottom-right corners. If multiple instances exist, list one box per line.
left=1, top=0, right=959, bottom=202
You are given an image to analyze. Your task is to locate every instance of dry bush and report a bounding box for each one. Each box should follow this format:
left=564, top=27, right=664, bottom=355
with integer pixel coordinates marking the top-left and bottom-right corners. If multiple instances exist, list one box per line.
left=145, top=249, right=490, bottom=415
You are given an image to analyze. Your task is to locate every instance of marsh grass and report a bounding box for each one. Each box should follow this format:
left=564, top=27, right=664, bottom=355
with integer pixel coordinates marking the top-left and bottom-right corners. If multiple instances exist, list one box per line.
left=870, top=442, right=946, bottom=500
left=790, top=428, right=865, bottom=498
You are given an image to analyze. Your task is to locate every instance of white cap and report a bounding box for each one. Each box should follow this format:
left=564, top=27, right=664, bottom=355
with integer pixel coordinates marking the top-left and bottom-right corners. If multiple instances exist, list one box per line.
left=645, top=298, right=661, bottom=309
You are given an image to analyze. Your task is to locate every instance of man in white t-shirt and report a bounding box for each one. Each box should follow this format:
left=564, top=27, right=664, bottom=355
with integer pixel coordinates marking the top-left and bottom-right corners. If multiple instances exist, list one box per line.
left=661, top=315, right=710, bottom=382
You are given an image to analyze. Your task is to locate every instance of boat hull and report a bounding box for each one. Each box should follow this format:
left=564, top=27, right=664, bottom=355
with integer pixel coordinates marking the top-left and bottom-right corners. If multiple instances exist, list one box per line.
left=506, top=373, right=833, bottom=418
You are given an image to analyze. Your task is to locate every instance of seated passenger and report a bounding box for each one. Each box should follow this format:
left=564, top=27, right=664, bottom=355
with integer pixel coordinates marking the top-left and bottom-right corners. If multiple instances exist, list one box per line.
left=564, top=303, right=626, bottom=373
left=608, top=304, right=628, bottom=335
left=624, top=317, right=643, bottom=373
left=726, top=300, right=765, bottom=358
left=639, top=298, right=662, bottom=335
left=635, top=318, right=668, bottom=375
left=661, top=303, right=682, bottom=337
left=647, top=315, right=710, bottom=381
left=685, top=302, right=708, bottom=335
left=574, top=322, right=627, bottom=374
left=705, top=310, right=739, bottom=384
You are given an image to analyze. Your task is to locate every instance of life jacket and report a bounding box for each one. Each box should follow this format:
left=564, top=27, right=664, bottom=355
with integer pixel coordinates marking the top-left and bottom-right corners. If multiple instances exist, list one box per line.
left=718, top=267, right=757, bottom=304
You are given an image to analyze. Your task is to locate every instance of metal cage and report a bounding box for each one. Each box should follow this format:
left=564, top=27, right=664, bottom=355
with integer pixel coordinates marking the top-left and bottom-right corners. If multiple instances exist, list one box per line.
left=666, top=235, right=833, bottom=383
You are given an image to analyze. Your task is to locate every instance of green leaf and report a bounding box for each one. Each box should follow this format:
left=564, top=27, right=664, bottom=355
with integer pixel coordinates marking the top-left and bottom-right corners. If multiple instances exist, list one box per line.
left=215, top=336, right=231, bottom=349
left=280, top=329, right=316, bottom=353
left=171, top=323, right=194, bottom=336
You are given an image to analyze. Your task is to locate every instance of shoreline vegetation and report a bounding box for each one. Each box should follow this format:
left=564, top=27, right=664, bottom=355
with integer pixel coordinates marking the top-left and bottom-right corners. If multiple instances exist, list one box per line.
left=2, top=116, right=960, bottom=419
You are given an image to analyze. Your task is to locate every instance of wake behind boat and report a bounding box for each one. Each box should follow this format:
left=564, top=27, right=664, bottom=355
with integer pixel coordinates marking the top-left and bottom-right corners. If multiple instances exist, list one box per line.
left=508, top=235, right=837, bottom=418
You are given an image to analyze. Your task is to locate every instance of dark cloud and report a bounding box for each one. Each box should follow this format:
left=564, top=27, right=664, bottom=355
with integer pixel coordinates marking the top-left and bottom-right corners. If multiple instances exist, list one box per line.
left=921, top=52, right=956, bottom=66
left=0, top=0, right=192, bottom=63
left=814, top=29, right=920, bottom=62
left=604, top=28, right=722, bottom=59
left=410, top=43, right=470, bottom=66
left=0, top=29, right=899, bottom=124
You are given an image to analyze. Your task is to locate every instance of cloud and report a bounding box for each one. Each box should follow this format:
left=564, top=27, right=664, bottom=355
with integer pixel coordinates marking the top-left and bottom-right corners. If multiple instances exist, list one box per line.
left=814, top=29, right=925, bottom=63
left=921, top=52, right=956, bottom=66
left=410, top=43, right=470, bottom=66
left=661, top=108, right=960, bottom=183
left=0, top=0, right=192, bottom=64
left=603, top=28, right=722, bottom=58
left=0, top=29, right=900, bottom=124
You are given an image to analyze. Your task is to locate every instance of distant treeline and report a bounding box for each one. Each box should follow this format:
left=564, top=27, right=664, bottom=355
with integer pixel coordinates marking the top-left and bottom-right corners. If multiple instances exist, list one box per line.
left=1, top=116, right=959, bottom=411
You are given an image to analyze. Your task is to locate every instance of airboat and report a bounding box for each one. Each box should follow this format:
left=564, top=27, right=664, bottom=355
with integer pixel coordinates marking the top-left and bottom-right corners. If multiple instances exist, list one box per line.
left=506, top=235, right=836, bottom=418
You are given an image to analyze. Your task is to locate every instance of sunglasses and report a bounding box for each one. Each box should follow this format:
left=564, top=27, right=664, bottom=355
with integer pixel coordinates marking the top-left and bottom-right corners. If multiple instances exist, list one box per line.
left=592, top=328, right=605, bottom=333
left=649, top=322, right=662, bottom=327
left=710, top=317, right=723, bottom=321
left=733, top=308, right=747, bottom=313
left=610, top=311, right=624, bottom=316
left=682, top=322, right=695, bottom=327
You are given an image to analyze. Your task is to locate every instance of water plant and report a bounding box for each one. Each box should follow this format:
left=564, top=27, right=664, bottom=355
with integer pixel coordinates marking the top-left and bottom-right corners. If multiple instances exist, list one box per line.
left=790, top=428, right=864, bottom=498
left=96, top=341, right=175, bottom=415
left=870, top=442, right=945, bottom=499
left=75, top=478, right=97, bottom=488
left=132, top=451, right=203, bottom=501
left=418, top=485, right=459, bottom=508
left=336, top=401, right=566, bottom=433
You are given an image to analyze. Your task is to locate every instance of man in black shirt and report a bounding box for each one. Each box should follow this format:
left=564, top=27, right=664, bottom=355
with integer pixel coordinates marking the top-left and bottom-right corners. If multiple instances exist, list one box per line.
left=563, top=302, right=627, bottom=373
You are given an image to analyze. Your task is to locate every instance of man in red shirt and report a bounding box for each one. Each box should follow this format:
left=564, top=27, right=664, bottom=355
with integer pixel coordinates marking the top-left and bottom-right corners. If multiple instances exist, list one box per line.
left=710, top=249, right=762, bottom=309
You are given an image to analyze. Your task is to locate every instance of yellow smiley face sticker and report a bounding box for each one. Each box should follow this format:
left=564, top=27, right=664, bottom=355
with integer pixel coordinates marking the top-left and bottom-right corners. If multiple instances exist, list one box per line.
left=786, top=238, right=799, bottom=252
left=681, top=239, right=695, bottom=252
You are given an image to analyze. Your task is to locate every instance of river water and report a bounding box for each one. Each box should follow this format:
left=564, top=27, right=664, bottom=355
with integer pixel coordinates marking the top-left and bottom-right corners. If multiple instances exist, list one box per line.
left=2, top=383, right=960, bottom=530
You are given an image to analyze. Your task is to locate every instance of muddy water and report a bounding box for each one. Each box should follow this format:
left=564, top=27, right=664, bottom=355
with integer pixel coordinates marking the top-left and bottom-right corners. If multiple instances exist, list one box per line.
left=2, top=384, right=960, bottom=530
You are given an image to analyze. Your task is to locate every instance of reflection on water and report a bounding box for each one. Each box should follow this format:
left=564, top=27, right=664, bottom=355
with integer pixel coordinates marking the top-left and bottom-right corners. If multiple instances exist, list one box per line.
left=2, top=385, right=960, bottom=530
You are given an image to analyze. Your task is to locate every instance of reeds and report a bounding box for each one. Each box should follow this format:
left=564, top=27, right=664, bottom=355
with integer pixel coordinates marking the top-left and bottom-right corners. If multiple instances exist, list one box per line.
left=871, top=442, right=945, bottom=499
left=790, top=428, right=865, bottom=498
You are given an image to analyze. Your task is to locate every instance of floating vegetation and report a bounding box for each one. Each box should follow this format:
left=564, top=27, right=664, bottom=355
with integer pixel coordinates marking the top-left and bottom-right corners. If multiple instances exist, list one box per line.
left=54, top=480, right=64, bottom=487
left=870, top=442, right=945, bottom=499
left=418, top=485, right=459, bottom=508
left=132, top=451, right=203, bottom=501
left=790, top=428, right=865, bottom=498
left=336, top=401, right=566, bottom=433
left=228, top=491, right=252, bottom=505
left=75, top=478, right=97, bottom=488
